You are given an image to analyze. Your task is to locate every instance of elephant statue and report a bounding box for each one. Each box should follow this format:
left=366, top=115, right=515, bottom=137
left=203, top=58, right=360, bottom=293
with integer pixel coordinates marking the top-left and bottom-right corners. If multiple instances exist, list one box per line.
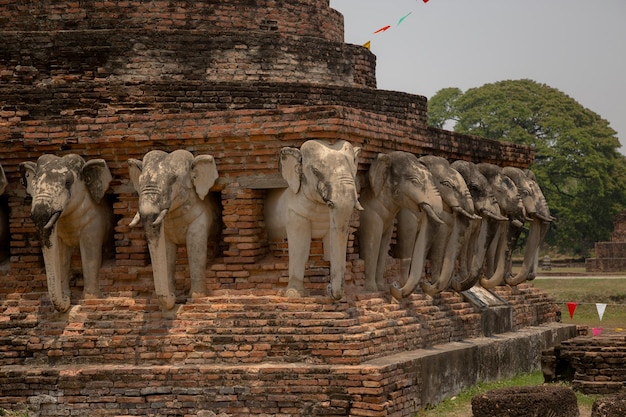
left=358, top=151, right=444, bottom=293
left=448, top=160, right=508, bottom=292
left=265, top=139, right=362, bottom=300
left=20, top=154, right=113, bottom=313
left=475, top=163, right=528, bottom=289
left=128, top=149, right=220, bottom=310
left=501, top=166, right=553, bottom=286
left=0, top=164, right=8, bottom=261
left=393, top=155, right=479, bottom=299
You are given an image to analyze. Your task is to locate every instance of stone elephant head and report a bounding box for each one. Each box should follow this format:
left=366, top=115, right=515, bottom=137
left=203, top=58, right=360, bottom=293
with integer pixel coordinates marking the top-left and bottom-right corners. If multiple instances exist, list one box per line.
left=449, top=160, right=508, bottom=292
left=358, top=151, right=443, bottom=293
left=264, top=139, right=362, bottom=300
left=128, top=149, right=220, bottom=310
left=393, top=155, right=479, bottom=298
left=476, top=163, right=528, bottom=289
left=20, top=154, right=113, bottom=312
left=501, top=166, right=553, bottom=286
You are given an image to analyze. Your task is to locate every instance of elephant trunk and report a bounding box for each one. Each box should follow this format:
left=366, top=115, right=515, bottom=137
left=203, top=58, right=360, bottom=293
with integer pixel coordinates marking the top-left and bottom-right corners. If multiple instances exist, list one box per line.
left=421, top=214, right=470, bottom=296
left=145, top=220, right=177, bottom=310
left=450, top=216, right=491, bottom=292
left=41, top=227, right=72, bottom=313
left=391, top=212, right=432, bottom=300
left=326, top=204, right=353, bottom=301
left=480, top=221, right=511, bottom=289
left=504, top=219, right=549, bottom=286
left=136, top=197, right=176, bottom=309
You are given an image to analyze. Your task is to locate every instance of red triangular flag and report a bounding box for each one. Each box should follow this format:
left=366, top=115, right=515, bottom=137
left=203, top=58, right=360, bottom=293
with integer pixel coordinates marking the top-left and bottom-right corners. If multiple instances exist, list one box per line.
left=567, top=302, right=577, bottom=319
left=373, top=25, right=391, bottom=34
left=423, top=0, right=430, bottom=3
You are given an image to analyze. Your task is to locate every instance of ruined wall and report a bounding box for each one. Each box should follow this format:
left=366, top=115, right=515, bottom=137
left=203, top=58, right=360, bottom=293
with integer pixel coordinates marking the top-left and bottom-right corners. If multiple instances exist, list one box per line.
left=544, top=335, right=626, bottom=395
left=586, top=211, right=626, bottom=272
left=0, top=0, right=345, bottom=42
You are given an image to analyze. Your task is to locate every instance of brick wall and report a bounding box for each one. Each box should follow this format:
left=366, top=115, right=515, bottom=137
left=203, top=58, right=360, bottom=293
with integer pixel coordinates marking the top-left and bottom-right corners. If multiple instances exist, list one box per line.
left=0, top=32, right=375, bottom=88
left=0, top=104, right=534, bottom=300
left=0, top=0, right=344, bottom=43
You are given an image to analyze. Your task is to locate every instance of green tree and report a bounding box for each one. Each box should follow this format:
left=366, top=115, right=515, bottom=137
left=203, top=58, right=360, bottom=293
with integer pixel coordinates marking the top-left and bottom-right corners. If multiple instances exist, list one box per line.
left=427, top=87, right=462, bottom=129
left=429, top=79, right=626, bottom=256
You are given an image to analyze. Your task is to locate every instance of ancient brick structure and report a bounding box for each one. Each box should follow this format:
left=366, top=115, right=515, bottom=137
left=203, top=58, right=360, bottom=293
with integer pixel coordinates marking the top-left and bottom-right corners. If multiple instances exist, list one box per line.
left=542, top=335, right=626, bottom=395
left=0, top=1, right=574, bottom=416
left=586, top=211, right=626, bottom=272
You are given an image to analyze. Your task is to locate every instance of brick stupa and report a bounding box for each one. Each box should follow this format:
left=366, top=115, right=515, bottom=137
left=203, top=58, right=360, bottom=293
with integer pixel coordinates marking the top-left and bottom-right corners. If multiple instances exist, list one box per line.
left=0, top=1, right=574, bottom=416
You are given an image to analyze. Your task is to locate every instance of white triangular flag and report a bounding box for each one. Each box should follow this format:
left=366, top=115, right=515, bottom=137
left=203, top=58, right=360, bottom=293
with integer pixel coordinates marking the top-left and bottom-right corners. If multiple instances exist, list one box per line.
left=596, top=303, right=607, bottom=321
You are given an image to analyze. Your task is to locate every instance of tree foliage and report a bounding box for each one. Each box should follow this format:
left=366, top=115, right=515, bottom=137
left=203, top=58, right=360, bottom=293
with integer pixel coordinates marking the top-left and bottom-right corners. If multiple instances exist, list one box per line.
left=428, top=79, right=626, bottom=256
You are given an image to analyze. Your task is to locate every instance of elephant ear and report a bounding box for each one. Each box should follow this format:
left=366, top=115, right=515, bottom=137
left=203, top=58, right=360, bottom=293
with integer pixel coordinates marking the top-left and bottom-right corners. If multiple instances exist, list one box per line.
left=83, top=159, right=113, bottom=204
left=191, top=155, right=219, bottom=200
left=127, top=159, right=143, bottom=192
left=340, top=141, right=361, bottom=176
left=19, top=161, right=38, bottom=197
left=369, top=153, right=390, bottom=197
left=279, top=147, right=302, bottom=194
left=0, top=165, right=7, bottom=195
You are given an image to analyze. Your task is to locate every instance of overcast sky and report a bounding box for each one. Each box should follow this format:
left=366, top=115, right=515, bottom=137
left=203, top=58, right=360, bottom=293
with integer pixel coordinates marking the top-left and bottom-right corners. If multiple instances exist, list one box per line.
left=330, top=0, right=626, bottom=153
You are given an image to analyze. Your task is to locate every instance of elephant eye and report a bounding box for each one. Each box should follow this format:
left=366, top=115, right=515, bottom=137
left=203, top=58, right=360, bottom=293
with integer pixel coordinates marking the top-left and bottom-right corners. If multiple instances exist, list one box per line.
left=520, top=189, right=531, bottom=197
left=64, top=176, right=74, bottom=189
left=440, top=180, right=454, bottom=189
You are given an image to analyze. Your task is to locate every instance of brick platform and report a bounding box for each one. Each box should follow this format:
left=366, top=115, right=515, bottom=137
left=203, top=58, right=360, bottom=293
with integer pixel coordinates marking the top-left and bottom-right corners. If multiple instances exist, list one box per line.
left=1, top=286, right=575, bottom=416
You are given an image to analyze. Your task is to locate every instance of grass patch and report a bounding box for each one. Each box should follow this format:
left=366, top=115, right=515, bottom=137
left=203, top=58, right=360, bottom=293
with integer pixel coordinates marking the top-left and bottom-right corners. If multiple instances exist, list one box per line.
left=0, top=409, right=30, bottom=417
left=532, top=277, right=626, bottom=329
left=413, top=372, right=602, bottom=417
left=414, top=372, right=543, bottom=416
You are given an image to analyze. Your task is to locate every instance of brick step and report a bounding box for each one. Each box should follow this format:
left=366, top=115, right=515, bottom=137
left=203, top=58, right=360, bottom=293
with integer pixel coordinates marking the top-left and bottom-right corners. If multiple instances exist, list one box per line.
left=0, top=294, right=438, bottom=367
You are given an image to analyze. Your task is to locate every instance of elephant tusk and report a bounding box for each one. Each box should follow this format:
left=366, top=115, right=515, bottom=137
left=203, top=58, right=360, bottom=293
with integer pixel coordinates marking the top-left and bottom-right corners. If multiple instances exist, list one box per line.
left=129, top=212, right=141, bottom=227
left=354, top=200, right=364, bottom=211
left=511, top=219, right=524, bottom=228
left=420, top=203, right=445, bottom=224
left=482, top=209, right=508, bottom=222
left=44, top=211, right=62, bottom=230
left=454, top=206, right=481, bottom=220
left=534, top=212, right=555, bottom=223
left=152, top=209, right=169, bottom=227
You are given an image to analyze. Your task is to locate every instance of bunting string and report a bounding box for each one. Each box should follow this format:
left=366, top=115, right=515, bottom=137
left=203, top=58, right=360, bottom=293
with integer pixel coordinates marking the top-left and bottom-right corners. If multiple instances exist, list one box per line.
left=554, top=301, right=626, bottom=328
left=363, top=0, right=432, bottom=50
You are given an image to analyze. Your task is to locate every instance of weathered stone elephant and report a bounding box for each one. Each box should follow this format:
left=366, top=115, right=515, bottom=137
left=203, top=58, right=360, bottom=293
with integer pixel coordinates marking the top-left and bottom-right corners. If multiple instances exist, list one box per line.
left=20, top=154, right=113, bottom=312
left=0, top=164, right=9, bottom=260
left=265, top=139, right=362, bottom=300
left=449, top=160, right=508, bottom=292
left=128, top=149, right=220, bottom=310
left=393, top=155, right=479, bottom=298
left=501, top=167, right=553, bottom=286
left=358, top=151, right=444, bottom=293
left=476, top=163, right=528, bottom=289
